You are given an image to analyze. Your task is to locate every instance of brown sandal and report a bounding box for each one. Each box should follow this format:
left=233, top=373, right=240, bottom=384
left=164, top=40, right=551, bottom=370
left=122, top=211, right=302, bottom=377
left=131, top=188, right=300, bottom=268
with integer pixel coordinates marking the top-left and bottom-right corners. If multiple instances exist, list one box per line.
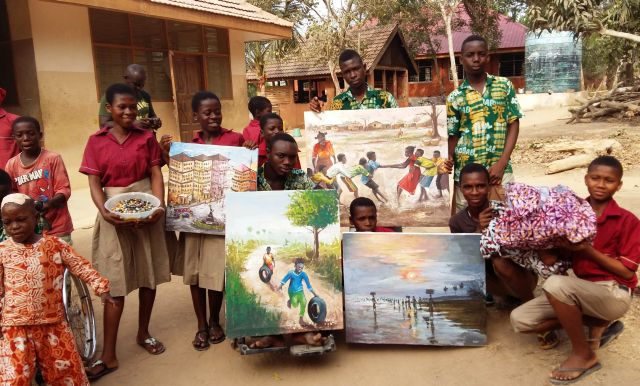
left=192, top=330, right=210, bottom=351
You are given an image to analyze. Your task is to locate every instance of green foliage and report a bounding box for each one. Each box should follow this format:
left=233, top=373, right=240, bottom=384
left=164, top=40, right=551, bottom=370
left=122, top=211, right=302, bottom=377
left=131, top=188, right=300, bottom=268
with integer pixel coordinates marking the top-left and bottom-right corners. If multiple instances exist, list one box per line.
left=306, top=239, right=343, bottom=291
left=525, top=0, right=640, bottom=41
left=286, top=190, right=339, bottom=231
left=225, top=270, right=281, bottom=337
left=226, top=239, right=260, bottom=274
left=225, top=238, right=281, bottom=337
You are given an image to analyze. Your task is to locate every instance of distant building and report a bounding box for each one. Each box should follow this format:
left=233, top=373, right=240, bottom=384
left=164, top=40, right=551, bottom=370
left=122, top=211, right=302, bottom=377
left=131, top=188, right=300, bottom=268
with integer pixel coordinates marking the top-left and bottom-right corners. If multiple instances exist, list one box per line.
left=409, top=7, right=527, bottom=102
left=193, top=155, right=214, bottom=202
left=246, top=24, right=418, bottom=128
left=232, top=164, right=258, bottom=192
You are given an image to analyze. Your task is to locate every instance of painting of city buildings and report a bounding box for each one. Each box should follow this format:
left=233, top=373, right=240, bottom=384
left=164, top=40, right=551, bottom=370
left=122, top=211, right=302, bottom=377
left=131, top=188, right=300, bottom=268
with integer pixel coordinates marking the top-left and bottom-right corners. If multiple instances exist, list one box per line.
left=304, top=106, right=450, bottom=227
left=342, top=233, right=486, bottom=346
left=166, top=142, right=258, bottom=235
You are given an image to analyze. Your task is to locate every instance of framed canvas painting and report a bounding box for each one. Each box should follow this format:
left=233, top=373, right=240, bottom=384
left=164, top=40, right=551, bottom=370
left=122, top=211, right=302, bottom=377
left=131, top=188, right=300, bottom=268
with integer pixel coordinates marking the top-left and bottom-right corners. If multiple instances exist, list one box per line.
left=304, top=105, right=449, bottom=227
left=343, top=232, right=486, bottom=346
left=166, top=142, right=258, bottom=235
left=224, top=190, right=343, bottom=338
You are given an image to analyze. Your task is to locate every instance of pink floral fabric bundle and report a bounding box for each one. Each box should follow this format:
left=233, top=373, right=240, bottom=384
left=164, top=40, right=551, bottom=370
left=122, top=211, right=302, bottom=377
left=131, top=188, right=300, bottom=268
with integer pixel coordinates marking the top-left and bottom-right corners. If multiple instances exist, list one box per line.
left=493, top=183, right=596, bottom=250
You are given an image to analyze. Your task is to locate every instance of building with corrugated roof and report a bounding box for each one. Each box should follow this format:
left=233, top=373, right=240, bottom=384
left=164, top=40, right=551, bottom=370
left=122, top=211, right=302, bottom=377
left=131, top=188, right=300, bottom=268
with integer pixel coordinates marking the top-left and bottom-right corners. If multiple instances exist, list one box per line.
left=246, top=24, right=418, bottom=128
left=1, top=0, right=291, bottom=188
left=409, top=9, right=527, bottom=100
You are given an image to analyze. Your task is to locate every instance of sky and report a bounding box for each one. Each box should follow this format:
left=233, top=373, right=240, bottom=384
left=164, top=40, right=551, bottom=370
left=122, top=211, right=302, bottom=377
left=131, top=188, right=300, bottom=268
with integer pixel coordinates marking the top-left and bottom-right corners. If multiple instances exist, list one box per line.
left=170, top=142, right=257, bottom=166
left=343, top=233, right=484, bottom=297
left=225, top=190, right=341, bottom=244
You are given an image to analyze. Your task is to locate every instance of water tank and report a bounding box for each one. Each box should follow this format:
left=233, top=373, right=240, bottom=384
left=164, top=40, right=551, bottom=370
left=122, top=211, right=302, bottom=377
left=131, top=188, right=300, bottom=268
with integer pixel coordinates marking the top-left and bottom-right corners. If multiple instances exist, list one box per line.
left=525, top=31, right=582, bottom=93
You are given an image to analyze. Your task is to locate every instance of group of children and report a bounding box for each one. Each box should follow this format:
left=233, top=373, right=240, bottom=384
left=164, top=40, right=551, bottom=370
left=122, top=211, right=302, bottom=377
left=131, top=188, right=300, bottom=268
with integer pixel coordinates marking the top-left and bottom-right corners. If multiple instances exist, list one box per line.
left=308, top=140, right=449, bottom=206
left=0, top=77, right=638, bottom=386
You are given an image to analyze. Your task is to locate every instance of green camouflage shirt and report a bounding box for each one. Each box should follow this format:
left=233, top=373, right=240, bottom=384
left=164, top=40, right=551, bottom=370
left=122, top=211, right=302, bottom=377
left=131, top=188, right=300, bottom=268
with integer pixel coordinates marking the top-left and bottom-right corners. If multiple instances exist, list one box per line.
left=257, top=167, right=314, bottom=191
left=330, top=84, right=398, bottom=110
left=447, top=74, right=522, bottom=181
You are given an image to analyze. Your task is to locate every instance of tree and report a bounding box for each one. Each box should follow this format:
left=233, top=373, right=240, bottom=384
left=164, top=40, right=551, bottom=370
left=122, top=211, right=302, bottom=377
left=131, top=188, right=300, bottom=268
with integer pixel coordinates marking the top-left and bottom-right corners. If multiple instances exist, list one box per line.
left=301, top=0, right=360, bottom=92
left=286, top=191, right=338, bottom=260
left=526, top=0, right=640, bottom=44
left=462, top=0, right=503, bottom=50
left=245, top=0, right=316, bottom=92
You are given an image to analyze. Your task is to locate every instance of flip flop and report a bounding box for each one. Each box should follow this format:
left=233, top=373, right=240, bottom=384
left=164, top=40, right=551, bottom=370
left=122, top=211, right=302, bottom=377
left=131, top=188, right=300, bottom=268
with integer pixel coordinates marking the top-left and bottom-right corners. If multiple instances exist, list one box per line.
left=600, top=320, right=624, bottom=349
left=549, top=362, right=602, bottom=385
left=137, top=337, right=166, bottom=355
left=537, top=330, right=559, bottom=350
left=85, top=359, right=118, bottom=381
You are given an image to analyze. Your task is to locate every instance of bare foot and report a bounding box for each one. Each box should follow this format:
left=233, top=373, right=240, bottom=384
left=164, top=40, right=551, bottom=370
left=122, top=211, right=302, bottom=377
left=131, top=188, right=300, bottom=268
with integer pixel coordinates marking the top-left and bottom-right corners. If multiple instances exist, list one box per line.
left=550, top=352, right=599, bottom=383
left=292, top=332, right=326, bottom=346
left=247, top=335, right=285, bottom=349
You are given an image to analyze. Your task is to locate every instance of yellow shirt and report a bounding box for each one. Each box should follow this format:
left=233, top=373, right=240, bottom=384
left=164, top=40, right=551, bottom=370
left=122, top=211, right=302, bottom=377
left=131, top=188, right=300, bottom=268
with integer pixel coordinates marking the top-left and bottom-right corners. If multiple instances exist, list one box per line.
left=416, top=157, right=437, bottom=177
left=311, top=172, right=335, bottom=185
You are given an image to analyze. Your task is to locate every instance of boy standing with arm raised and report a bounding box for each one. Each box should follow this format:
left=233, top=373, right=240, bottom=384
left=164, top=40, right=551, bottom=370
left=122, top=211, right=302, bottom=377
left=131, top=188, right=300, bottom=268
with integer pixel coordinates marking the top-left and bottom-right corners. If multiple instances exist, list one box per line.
left=444, top=35, right=522, bottom=212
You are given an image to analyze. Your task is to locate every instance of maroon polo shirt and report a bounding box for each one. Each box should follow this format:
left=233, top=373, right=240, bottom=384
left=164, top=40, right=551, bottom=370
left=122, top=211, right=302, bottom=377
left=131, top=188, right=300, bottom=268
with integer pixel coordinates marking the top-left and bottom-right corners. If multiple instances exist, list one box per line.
left=572, top=198, right=640, bottom=289
left=192, top=128, right=244, bottom=146
left=80, top=126, right=162, bottom=187
left=242, top=119, right=261, bottom=144
left=0, top=108, right=19, bottom=169
left=374, top=226, right=394, bottom=232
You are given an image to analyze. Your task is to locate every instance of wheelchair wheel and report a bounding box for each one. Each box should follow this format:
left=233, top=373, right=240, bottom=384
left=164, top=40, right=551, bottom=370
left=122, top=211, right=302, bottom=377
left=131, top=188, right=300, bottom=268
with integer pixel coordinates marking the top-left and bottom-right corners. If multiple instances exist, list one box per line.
left=62, top=269, right=97, bottom=363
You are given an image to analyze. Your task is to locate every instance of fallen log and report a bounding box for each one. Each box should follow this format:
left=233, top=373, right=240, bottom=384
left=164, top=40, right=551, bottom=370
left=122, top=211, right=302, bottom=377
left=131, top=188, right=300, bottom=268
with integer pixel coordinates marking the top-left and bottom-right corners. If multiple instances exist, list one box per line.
left=546, top=153, right=595, bottom=175
left=543, top=139, right=622, bottom=154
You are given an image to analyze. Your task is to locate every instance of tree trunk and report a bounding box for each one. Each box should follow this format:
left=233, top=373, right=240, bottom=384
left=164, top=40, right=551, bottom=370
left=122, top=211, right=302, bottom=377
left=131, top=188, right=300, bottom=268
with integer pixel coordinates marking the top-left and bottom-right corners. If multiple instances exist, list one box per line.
left=429, top=102, right=441, bottom=140
left=329, top=61, right=342, bottom=94
left=441, top=4, right=459, bottom=87
left=312, top=227, right=320, bottom=260
left=433, top=53, right=444, bottom=96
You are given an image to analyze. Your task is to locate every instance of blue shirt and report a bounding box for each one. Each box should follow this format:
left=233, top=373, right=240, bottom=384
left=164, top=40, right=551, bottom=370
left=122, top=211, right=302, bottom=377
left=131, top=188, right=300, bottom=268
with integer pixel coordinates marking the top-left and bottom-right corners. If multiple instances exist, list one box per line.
left=280, top=270, right=313, bottom=294
left=361, top=160, right=380, bottom=184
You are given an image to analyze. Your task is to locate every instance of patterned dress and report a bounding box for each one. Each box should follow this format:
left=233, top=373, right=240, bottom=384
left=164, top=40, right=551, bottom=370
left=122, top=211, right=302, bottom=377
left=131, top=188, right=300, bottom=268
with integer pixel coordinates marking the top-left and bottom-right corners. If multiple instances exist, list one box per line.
left=397, top=155, right=421, bottom=195
left=447, top=74, right=523, bottom=182
left=0, top=236, right=110, bottom=385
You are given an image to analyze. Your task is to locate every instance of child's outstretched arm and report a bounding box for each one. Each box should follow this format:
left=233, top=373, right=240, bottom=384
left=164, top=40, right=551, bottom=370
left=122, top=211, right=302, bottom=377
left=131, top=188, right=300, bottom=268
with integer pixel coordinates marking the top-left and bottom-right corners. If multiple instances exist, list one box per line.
left=60, top=241, right=111, bottom=296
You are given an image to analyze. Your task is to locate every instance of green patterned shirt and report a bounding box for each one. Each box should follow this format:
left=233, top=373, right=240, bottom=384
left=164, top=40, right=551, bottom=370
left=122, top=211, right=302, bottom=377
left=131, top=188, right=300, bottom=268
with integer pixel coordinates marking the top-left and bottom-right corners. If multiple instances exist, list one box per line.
left=330, top=84, right=398, bottom=110
left=447, top=74, right=522, bottom=181
left=257, top=167, right=314, bottom=191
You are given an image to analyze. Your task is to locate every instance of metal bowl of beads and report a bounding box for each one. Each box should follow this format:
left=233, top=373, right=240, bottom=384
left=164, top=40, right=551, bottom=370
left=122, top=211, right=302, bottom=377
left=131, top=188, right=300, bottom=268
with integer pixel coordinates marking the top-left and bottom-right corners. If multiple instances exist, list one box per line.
left=104, top=193, right=161, bottom=220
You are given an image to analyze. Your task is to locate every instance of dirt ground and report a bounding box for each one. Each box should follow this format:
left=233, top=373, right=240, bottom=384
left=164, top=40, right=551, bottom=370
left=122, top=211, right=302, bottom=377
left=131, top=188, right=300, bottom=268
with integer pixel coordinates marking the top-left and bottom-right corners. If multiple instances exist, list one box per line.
left=72, top=106, right=640, bottom=386
left=237, top=244, right=343, bottom=334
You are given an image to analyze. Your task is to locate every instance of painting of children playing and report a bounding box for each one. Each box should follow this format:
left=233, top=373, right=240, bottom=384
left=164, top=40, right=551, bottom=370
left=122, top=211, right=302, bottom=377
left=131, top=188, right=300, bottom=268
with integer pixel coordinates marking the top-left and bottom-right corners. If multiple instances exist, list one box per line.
left=224, top=190, right=343, bottom=338
left=304, top=106, right=449, bottom=227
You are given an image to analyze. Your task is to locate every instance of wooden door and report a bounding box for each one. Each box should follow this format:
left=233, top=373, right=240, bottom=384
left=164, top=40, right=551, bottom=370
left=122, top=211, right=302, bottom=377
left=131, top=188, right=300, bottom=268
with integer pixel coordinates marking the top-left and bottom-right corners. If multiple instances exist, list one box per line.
left=172, top=54, right=205, bottom=141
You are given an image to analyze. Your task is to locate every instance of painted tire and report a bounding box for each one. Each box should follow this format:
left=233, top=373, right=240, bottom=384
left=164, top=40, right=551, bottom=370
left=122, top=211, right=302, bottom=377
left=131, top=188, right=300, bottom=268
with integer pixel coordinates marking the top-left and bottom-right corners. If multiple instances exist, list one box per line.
left=259, top=265, right=272, bottom=283
left=307, top=296, right=327, bottom=323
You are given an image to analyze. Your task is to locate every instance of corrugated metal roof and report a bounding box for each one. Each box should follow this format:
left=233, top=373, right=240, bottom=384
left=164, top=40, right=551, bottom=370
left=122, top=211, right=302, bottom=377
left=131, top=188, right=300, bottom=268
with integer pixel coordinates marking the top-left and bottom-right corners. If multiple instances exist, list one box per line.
left=247, top=24, right=402, bottom=80
left=151, top=0, right=292, bottom=28
left=419, top=8, right=527, bottom=56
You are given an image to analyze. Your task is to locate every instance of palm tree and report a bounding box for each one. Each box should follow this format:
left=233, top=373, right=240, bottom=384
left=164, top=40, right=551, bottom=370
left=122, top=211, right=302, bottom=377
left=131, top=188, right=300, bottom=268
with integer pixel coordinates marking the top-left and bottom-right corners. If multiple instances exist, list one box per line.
left=245, top=0, right=312, bottom=93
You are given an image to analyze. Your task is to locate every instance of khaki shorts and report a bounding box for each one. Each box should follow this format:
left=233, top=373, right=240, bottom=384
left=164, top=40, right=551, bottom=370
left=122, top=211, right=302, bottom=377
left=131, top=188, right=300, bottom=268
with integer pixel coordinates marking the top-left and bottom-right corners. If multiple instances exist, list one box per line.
left=510, top=275, right=633, bottom=332
left=453, top=172, right=513, bottom=213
